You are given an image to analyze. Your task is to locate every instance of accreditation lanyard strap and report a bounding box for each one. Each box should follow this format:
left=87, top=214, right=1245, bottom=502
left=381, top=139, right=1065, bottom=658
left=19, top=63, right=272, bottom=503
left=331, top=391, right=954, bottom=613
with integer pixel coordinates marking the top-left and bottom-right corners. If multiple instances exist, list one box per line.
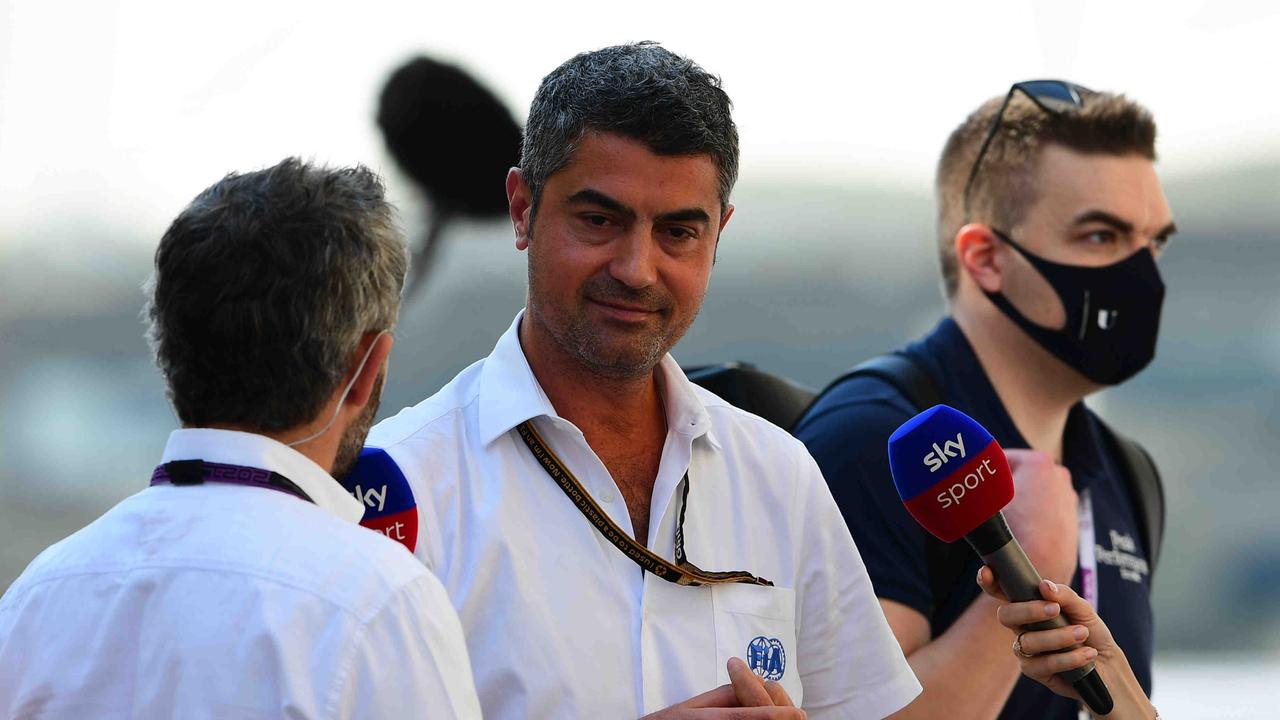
left=1078, top=489, right=1098, bottom=608
left=150, top=459, right=314, bottom=504
left=516, top=420, right=772, bottom=587
left=1075, top=490, right=1101, bottom=720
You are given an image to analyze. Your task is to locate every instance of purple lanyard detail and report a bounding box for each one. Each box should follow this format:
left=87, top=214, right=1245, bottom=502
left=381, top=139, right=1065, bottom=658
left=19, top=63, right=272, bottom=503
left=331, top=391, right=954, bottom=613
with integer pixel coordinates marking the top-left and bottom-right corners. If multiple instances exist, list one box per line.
left=150, top=460, right=313, bottom=504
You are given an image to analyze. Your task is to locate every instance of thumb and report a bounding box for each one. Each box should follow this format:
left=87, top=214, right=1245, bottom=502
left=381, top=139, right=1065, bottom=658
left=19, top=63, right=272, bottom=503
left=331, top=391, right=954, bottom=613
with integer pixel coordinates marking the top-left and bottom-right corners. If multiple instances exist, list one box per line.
left=727, top=657, right=773, bottom=707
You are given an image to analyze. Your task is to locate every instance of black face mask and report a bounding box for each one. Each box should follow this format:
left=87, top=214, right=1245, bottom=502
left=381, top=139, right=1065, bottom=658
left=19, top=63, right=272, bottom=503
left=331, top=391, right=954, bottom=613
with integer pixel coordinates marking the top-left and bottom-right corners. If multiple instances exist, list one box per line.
left=983, top=229, right=1165, bottom=385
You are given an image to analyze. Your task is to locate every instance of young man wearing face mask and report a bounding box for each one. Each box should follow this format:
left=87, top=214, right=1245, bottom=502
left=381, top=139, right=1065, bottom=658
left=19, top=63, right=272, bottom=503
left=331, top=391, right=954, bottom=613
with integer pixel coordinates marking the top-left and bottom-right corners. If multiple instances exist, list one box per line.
left=794, top=83, right=1174, bottom=719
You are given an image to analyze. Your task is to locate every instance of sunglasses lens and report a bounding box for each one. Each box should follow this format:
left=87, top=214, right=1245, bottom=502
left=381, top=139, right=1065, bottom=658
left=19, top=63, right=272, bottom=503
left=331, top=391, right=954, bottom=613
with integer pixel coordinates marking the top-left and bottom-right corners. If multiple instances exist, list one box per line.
left=1017, top=80, right=1084, bottom=113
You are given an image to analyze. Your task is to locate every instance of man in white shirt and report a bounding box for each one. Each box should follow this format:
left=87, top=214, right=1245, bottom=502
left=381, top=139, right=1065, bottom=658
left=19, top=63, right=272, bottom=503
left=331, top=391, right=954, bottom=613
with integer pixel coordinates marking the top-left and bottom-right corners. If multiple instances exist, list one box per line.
left=0, top=158, right=481, bottom=719
left=351, top=43, right=921, bottom=719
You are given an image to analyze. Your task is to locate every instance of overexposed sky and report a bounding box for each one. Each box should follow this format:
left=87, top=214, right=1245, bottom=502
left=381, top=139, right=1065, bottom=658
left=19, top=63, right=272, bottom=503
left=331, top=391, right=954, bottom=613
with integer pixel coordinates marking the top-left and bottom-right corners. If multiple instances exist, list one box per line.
left=1, top=0, right=1277, bottom=254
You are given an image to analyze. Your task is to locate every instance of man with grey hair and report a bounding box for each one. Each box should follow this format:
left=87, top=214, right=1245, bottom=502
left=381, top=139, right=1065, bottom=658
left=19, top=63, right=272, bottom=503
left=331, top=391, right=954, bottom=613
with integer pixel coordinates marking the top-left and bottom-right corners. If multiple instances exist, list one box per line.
left=0, top=158, right=481, bottom=719
left=351, top=43, right=921, bottom=719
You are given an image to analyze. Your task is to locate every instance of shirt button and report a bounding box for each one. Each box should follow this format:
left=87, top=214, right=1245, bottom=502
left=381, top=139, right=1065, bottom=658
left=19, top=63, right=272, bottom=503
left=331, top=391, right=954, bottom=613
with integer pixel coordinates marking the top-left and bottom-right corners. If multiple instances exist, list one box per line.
left=601, top=489, right=617, bottom=503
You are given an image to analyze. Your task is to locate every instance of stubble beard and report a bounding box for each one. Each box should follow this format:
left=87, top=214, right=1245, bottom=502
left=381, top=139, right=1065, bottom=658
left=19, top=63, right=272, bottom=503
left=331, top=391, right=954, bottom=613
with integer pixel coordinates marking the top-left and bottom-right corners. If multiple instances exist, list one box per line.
left=528, top=262, right=696, bottom=382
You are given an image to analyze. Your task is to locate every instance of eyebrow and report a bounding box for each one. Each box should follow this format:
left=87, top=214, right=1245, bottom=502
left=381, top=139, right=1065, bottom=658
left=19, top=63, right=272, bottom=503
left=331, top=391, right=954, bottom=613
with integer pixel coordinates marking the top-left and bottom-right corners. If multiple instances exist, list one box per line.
left=655, top=207, right=712, bottom=225
left=565, top=188, right=712, bottom=226
left=1073, top=209, right=1178, bottom=240
left=566, top=189, right=635, bottom=219
left=1072, top=209, right=1134, bottom=234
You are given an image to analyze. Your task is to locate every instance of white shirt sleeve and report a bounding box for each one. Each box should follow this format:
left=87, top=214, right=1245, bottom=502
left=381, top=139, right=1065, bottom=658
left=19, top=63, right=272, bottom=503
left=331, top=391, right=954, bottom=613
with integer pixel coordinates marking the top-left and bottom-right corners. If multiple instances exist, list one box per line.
left=329, top=573, right=482, bottom=720
left=791, top=444, right=923, bottom=719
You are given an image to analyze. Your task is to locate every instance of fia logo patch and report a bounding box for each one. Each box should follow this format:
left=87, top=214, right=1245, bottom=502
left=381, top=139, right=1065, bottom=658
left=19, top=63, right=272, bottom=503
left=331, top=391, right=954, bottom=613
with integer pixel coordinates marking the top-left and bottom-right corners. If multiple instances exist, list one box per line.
left=746, top=636, right=786, bottom=681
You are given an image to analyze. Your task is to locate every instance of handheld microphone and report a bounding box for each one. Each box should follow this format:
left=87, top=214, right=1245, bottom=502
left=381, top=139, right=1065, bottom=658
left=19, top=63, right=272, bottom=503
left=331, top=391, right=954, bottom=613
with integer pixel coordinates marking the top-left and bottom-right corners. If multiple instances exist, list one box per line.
left=887, top=405, right=1113, bottom=716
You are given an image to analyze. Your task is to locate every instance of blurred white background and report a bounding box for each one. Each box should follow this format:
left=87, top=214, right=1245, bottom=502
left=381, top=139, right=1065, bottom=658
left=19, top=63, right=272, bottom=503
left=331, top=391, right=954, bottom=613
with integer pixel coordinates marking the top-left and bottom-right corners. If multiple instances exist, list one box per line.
left=2, top=2, right=1278, bottom=717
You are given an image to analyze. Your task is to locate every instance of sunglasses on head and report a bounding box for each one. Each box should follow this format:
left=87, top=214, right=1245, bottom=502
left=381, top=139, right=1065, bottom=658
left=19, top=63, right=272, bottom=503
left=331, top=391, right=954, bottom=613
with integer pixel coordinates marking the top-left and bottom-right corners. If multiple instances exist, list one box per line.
left=962, top=79, right=1094, bottom=219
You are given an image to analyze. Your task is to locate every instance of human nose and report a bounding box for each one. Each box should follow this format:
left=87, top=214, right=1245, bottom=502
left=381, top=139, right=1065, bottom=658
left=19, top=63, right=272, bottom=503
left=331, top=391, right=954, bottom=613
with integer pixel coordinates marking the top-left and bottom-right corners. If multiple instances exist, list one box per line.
left=608, top=227, right=658, bottom=289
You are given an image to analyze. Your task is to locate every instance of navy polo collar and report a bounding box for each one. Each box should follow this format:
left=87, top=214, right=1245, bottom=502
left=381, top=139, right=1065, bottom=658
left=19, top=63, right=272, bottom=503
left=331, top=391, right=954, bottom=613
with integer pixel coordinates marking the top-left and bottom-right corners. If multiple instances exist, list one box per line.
left=909, top=317, right=1106, bottom=489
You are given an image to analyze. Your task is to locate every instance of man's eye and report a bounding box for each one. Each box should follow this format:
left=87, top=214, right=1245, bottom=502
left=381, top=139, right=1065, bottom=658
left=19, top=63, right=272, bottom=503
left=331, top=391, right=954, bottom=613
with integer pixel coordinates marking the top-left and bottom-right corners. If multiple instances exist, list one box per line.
left=1083, top=230, right=1118, bottom=245
left=584, top=214, right=610, bottom=227
left=1151, top=233, right=1171, bottom=250
left=664, top=227, right=695, bottom=241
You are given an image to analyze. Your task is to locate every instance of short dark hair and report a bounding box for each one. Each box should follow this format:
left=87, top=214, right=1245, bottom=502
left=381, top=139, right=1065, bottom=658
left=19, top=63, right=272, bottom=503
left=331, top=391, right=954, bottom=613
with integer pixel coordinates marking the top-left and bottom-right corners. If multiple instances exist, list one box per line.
left=520, top=41, right=739, bottom=214
left=935, top=90, right=1157, bottom=296
left=144, top=158, right=407, bottom=432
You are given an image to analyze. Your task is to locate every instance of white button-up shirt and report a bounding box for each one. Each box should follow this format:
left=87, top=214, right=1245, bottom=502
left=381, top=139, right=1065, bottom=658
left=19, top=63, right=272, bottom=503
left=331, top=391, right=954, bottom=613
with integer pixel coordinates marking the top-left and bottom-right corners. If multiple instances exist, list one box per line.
left=364, top=313, right=921, bottom=719
left=0, top=428, right=481, bottom=720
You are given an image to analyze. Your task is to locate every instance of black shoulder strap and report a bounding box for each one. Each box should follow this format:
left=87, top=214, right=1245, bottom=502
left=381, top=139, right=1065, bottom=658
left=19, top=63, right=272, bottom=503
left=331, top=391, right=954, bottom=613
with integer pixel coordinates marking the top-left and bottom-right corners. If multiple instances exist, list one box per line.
left=805, top=352, right=963, bottom=634
left=1092, top=418, right=1166, bottom=579
left=795, top=352, right=947, bottom=430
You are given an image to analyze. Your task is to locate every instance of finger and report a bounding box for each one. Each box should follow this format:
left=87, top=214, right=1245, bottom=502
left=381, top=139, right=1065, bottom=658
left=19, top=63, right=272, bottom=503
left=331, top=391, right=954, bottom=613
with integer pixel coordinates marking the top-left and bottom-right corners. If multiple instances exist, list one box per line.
left=1020, top=646, right=1098, bottom=680
left=712, top=709, right=807, bottom=719
left=675, top=683, right=740, bottom=709
left=727, top=657, right=773, bottom=707
left=1040, top=580, right=1091, bottom=616
left=976, top=565, right=1009, bottom=601
left=651, top=709, right=805, bottom=719
left=1038, top=579, right=1120, bottom=650
left=996, top=599, right=1060, bottom=629
left=761, top=680, right=795, bottom=707
left=1017, top=625, right=1088, bottom=655
left=653, top=688, right=807, bottom=717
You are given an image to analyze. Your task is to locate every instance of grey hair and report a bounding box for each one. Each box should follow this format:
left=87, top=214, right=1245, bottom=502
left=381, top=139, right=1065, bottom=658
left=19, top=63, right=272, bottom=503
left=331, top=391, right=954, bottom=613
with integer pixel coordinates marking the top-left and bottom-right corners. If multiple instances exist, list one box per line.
left=143, top=157, right=408, bottom=432
left=520, top=41, right=739, bottom=215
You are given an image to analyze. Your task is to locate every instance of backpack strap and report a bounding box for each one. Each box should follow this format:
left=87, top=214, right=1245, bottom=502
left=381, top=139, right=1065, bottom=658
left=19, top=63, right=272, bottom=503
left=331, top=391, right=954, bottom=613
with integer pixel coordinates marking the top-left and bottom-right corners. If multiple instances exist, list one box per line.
left=802, top=352, right=964, bottom=634
left=796, top=352, right=946, bottom=430
left=1091, top=419, right=1166, bottom=579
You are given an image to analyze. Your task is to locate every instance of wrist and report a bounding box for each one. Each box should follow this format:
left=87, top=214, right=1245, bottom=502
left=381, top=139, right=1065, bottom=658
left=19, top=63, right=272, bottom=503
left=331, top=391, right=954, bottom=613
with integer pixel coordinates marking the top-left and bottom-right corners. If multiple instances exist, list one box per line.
left=1093, top=647, right=1154, bottom=720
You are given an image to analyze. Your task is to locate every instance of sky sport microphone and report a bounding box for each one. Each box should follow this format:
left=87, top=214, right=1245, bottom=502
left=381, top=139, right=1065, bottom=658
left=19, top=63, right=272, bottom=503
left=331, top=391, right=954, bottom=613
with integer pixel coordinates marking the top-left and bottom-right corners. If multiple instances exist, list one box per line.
left=887, top=405, right=1114, bottom=716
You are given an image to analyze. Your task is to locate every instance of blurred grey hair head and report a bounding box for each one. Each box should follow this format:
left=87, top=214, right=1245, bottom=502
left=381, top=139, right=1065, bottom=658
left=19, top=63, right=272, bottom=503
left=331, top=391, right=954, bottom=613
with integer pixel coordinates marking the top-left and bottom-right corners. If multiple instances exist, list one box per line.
left=143, top=157, right=408, bottom=432
left=520, top=41, right=739, bottom=216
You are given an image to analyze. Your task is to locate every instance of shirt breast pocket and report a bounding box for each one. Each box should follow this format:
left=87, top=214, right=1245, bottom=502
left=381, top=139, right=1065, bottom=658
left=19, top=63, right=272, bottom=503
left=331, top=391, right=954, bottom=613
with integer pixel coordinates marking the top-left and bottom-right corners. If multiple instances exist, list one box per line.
left=711, top=583, right=801, bottom=706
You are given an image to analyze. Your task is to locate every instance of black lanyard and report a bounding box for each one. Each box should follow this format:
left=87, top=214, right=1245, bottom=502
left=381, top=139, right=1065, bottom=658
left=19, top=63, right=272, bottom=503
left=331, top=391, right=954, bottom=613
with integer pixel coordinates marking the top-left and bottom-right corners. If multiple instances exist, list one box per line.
left=516, top=420, right=772, bottom=587
left=150, top=459, right=314, bottom=504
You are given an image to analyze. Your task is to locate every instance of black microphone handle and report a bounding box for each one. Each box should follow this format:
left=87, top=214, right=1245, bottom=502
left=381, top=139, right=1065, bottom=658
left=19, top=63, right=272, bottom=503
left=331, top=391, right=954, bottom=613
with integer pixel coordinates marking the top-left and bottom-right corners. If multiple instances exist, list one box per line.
left=964, top=512, right=1115, bottom=716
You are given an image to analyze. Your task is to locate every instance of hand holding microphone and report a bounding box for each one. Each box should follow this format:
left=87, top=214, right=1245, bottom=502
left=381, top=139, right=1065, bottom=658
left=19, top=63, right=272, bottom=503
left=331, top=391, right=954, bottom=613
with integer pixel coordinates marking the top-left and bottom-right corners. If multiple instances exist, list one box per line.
left=977, top=570, right=1158, bottom=719
left=887, top=405, right=1114, bottom=716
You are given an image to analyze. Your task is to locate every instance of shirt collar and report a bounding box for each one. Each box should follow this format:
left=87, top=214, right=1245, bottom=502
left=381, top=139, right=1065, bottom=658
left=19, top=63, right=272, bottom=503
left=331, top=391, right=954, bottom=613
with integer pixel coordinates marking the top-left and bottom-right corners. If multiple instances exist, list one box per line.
left=160, top=428, right=365, bottom=523
left=477, top=310, right=719, bottom=450
left=920, top=317, right=1099, bottom=490
left=654, top=353, right=720, bottom=450
left=477, top=312, right=561, bottom=446
left=1062, top=404, right=1106, bottom=481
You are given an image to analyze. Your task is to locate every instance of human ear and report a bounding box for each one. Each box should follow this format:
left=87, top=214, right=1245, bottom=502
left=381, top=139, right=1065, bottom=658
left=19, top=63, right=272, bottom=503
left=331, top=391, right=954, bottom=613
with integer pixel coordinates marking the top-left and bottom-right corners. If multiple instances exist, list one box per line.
left=955, top=223, right=1003, bottom=293
left=718, top=203, right=735, bottom=234
left=712, top=204, right=734, bottom=265
left=344, top=331, right=394, bottom=409
left=506, top=168, right=533, bottom=251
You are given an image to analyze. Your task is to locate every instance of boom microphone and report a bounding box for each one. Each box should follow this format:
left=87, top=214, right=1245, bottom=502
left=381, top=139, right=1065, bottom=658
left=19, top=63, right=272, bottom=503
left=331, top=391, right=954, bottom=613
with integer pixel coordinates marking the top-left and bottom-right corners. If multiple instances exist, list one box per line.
left=887, top=405, right=1113, bottom=716
left=376, top=56, right=522, bottom=297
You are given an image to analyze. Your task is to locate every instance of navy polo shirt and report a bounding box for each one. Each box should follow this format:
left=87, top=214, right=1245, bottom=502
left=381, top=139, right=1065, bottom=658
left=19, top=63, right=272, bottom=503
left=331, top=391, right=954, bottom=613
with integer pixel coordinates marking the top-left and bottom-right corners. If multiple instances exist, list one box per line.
left=794, top=317, right=1154, bottom=720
